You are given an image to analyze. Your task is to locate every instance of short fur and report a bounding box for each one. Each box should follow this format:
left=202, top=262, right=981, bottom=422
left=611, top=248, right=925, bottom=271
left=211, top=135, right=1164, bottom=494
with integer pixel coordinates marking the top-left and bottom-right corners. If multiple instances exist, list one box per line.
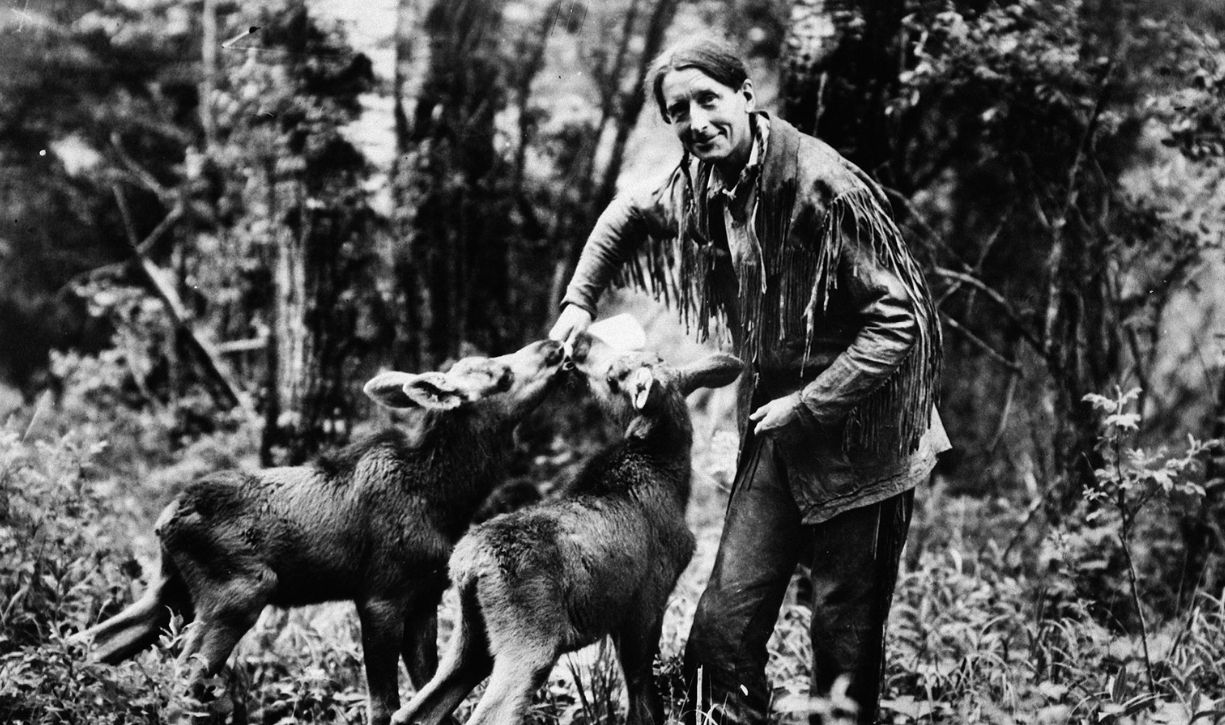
left=390, top=333, right=743, bottom=725
left=72, top=339, right=566, bottom=725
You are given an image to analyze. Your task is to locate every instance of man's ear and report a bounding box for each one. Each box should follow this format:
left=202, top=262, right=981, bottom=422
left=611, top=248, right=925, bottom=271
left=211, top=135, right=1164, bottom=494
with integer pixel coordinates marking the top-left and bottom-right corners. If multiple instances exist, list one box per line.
left=403, top=372, right=470, bottom=410
left=740, top=79, right=755, bottom=113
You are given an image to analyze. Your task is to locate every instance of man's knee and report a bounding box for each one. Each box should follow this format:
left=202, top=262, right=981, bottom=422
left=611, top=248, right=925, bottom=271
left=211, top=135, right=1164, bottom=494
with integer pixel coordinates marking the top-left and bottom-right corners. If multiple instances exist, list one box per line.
left=684, top=587, right=742, bottom=669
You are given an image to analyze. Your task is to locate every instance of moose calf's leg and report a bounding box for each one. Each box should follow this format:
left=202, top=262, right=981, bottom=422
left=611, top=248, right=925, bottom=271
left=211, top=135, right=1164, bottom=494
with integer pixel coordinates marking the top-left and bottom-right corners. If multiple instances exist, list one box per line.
left=177, top=613, right=259, bottom=687
left=401, top=583, right=445, bottom=691
left=177, top=571, right=275, bottom=680
left=392, top=586, right=494, bottom=725
left=358, top=598, right=410, bottom=725
left=465, top=653, right=553, bottom=725
left=617, top=612, right=666, bottom=725
left=83, top=581, right=172, bottom=664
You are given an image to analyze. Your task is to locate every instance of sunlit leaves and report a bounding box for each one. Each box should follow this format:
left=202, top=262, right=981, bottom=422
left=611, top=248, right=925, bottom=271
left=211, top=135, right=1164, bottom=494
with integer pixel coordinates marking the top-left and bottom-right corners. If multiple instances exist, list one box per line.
left=1083, top=386, right=1214, bottom=508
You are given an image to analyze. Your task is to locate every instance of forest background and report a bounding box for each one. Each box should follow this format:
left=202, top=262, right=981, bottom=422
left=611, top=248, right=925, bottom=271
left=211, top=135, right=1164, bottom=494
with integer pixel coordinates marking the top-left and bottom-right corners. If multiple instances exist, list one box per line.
left=3, top=0, right=1225, bottom=722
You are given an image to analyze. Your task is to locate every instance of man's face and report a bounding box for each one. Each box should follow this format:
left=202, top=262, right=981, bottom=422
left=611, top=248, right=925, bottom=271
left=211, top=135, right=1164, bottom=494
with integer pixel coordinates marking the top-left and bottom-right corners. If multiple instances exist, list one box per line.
left=661, top=67, right=755, bottom=172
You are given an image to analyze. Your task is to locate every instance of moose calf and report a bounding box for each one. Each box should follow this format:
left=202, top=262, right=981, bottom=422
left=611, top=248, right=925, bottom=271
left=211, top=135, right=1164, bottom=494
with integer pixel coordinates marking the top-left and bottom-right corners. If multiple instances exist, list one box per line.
left=73, top=339, right=567, bottom=725
left=391, top=332, right=743, bottom=725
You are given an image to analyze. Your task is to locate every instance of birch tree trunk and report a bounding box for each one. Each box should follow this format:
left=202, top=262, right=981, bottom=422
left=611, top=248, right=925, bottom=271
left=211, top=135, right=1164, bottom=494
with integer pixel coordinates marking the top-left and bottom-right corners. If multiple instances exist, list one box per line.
left=273, top=177, right=311, bottom=453
left=251, top=3, right=376, bottom=465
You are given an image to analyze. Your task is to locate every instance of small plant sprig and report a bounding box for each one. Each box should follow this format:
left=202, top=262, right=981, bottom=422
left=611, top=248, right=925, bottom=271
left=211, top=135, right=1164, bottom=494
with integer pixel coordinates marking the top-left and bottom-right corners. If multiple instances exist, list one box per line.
left=1082, top=386, right=1215, bottom=698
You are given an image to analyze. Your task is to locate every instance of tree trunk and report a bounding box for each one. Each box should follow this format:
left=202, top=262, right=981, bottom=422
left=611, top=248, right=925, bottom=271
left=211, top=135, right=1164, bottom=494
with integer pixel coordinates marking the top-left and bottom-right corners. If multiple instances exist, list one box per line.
left=390, top=0, right=431, bottom=371
left=200, top=0, right=217, bottom=149
left=1180, top=366, right=1225, bottom=605
left=272, top=177, right=313, bottom=461
left=394, top=0, right=510, bottom=367
left=780, top=0, right=903, bottom=179
left=260, top=158, right=283, bottom=466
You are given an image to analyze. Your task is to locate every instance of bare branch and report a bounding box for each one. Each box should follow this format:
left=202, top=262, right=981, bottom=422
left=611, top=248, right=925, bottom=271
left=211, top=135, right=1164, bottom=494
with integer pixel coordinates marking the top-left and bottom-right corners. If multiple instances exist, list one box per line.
left=880, top=186, right=975, bottom=281
left=939, top=312, right=1023, bottom=374
left=933, top=267, right=1046, bottom=355
left=110, top=132, right=174, bottom=202
left=988, top=369, right=1020, bottom=453
left=111, top=185, right=248, bottom=412
left=216, top=337, right=268, bottom=354
left=53, top=262, right=127, bottom=301
left=113, top=185, right=186, bottom=255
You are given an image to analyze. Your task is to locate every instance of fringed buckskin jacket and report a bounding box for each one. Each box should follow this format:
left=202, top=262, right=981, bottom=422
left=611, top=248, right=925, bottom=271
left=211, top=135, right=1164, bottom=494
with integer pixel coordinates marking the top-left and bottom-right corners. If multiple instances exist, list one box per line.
left=564, top=113, right=950, bottom=523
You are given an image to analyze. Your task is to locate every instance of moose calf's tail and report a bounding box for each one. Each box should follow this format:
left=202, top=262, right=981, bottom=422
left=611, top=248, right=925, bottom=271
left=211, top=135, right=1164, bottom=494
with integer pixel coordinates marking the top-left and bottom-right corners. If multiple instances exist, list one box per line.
left=73, top=550, right=189, bottom=664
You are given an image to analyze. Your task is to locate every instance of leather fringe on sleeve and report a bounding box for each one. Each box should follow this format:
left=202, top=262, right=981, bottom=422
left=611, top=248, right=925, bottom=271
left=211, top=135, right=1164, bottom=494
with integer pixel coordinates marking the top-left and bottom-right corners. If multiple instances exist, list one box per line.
left=615, top=160, right=728, bottom=344
left=814, top=188, right=943, bottom=457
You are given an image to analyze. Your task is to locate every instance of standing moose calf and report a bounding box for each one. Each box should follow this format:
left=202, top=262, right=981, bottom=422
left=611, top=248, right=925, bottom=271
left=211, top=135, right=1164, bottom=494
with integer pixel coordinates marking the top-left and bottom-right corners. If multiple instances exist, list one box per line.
left=391, top=332, right=743, bottom=725
left=73, top=339, right=567, bottom=725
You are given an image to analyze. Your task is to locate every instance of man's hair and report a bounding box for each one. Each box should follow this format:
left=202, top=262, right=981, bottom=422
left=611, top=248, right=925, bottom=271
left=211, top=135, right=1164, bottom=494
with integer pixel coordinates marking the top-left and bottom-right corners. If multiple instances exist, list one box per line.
left=646, top=37, right=749, bottom=123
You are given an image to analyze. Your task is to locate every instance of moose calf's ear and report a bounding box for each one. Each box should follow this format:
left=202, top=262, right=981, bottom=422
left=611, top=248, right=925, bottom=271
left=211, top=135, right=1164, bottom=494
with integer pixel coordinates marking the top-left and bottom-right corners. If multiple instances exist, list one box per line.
left=364, top=372, right=420, bottom=409
left=676, top=353, right=744, bottom=396
left=630, top=367, right=657, bottom=411
left=404, top=372, right=469, bottom=410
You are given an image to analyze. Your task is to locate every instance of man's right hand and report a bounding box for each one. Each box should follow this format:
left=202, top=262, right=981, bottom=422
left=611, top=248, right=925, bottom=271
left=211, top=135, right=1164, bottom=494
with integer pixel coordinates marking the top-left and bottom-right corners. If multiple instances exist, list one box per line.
left=549, top=305, right=593, bottom=345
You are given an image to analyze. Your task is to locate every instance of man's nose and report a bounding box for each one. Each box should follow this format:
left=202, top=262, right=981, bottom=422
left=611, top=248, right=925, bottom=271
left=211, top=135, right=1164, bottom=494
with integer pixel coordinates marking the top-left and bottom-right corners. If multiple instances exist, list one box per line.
left=689, top=107, right=712, bottom=132
left=695, top=110, right=715, bottom=132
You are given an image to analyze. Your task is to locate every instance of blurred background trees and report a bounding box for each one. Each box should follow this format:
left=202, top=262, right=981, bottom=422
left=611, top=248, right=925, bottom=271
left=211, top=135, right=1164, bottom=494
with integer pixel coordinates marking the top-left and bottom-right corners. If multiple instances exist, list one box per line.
left=2, top=0, right=1225, bottom=717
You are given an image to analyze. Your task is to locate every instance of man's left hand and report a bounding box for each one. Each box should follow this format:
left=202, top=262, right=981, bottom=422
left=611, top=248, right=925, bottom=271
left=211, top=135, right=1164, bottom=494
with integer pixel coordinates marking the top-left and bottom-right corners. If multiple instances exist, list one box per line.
left=749, top=393, right=804, bottom=436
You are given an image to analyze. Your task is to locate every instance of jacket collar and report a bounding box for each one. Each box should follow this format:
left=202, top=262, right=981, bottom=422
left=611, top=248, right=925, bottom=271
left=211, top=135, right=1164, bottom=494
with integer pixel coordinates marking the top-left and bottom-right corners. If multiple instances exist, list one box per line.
left=708, top=112, right=770, bottom=200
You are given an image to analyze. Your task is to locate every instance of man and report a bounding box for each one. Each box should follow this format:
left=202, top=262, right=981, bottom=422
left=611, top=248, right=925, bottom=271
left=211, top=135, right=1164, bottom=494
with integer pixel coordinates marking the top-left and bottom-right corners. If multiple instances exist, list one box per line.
left=549, top=36, right=949, bottom=725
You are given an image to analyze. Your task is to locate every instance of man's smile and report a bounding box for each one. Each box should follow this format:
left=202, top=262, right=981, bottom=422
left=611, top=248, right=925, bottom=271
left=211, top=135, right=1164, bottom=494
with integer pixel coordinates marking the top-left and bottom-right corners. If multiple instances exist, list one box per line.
left=690, top=132, right=722, bottom=152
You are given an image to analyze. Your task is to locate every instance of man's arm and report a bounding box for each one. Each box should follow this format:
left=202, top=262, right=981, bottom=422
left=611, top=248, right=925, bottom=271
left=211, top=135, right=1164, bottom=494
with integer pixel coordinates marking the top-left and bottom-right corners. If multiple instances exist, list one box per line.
left=796, top=236, right=920, bottom=427
left=561, top=194, right=651, bottom=314
left=551, top=174, right=679, bottom=342
left=751, top=201, right=922, bottom=435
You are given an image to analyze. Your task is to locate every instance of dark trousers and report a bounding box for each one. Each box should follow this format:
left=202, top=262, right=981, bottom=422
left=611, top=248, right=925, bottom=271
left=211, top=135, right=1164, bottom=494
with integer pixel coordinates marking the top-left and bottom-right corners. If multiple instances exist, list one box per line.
left=682, top=435, right=914, bottom=725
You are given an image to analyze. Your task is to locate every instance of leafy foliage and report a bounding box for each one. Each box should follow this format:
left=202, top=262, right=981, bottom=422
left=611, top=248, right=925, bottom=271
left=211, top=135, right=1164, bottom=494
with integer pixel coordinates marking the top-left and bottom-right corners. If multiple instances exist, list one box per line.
left=879, top=386, right=1224, bottom=723
left=887, top=0, right=1225, bottom=517
left=0, top=420, right=181, bottom=723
